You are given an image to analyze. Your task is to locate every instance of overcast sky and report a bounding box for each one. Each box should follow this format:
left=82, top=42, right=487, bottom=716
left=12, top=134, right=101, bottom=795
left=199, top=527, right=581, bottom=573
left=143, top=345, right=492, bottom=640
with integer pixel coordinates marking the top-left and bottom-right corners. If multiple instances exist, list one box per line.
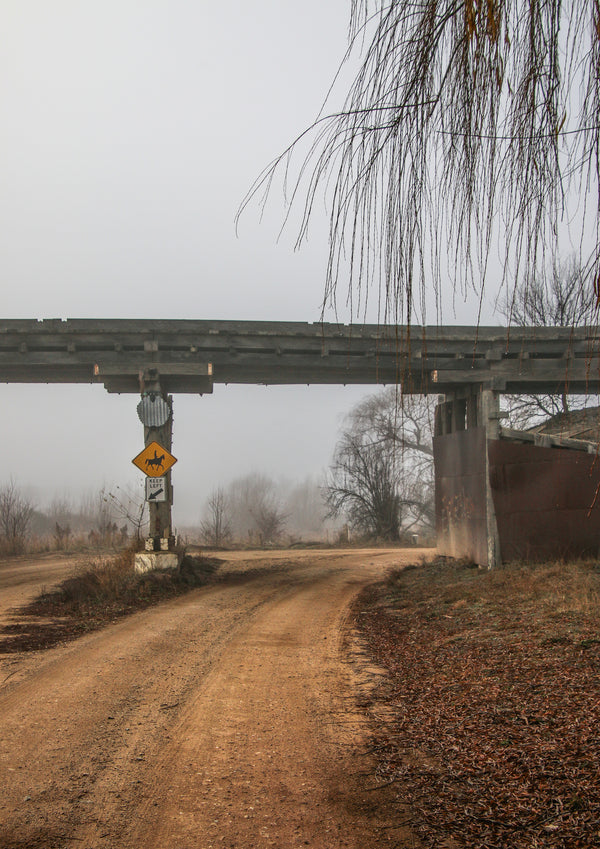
left=1, top=1, right=487, bottom=524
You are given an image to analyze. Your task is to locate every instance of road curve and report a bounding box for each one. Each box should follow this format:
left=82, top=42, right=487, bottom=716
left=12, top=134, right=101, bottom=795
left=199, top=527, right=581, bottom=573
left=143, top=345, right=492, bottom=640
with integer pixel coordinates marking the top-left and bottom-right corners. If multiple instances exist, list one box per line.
left=0, top=549, right=428, bottom=849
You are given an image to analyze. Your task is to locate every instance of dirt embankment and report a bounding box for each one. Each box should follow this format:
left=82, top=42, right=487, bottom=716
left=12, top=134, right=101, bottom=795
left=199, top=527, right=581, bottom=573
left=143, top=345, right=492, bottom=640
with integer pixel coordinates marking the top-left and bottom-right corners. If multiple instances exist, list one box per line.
left=352, top=558, right=600, bottom=848
left=0, top=548, right=430, bottom=849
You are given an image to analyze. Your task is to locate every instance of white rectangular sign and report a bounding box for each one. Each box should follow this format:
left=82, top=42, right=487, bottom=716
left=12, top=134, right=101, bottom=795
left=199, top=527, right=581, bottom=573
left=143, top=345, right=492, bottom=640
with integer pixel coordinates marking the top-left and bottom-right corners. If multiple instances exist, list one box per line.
left=145, top=476, right=167, bottom=502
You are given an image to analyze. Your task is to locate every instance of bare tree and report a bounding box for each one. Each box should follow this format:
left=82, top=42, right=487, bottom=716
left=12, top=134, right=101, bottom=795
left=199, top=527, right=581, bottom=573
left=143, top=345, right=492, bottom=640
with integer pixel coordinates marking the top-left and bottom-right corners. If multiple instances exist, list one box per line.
left=47, top=495, right=74, bottom=528
left=241, top=2, right=600, bottom=322
left=0, top=479, right=34, bottom=554
left=352, top=389, right=435, bottom=462
left=499, top=257, right=599, bottom=428
left=250, top=499, right=287, bottom=547
left=200, top=487, right=232, bottom=547
left=53, top=522, right=72, bottom=550
left=284, top=477, right=328, bottom=539
left=226, top=473, right=287, bottom=545
left=102, top=484, right=147, bottom=541
left=327, top=430, right=403, bottom=539
left=325, top=391, right=435, bottom=540
left=84, top=491, right=120, bottom=548
left=503, top=258, right=597, bottom=330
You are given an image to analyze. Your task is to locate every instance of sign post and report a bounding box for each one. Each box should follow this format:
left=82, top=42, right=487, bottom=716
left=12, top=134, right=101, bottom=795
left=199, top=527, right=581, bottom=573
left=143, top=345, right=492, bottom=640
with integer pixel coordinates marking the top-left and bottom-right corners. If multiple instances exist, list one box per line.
left=134, top=376, right=176, bottom=551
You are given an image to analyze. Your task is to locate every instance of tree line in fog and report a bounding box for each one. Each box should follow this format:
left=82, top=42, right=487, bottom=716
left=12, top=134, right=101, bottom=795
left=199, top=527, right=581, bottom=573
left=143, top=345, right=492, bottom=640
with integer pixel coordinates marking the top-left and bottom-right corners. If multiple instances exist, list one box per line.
left=0, top=387, right=441, bottom=556
left=199, top=390, right=437, bottom=547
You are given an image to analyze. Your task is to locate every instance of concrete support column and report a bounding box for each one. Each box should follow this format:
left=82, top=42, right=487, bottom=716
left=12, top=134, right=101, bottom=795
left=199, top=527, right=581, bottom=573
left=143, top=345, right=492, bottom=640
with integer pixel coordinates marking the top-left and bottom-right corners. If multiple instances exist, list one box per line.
left=434, top=393, right=467, bottom=436
left=138, top=368, right=175, bottom=551
left=466, top=393, right=478, bottom=428
left=451, top=398, right=467, bottom=432
left=143, top=399, right=174, bottom=547
left=434, top=396, right=448, bottom=436
left=433, top=385, right=502, bottom=569
left=478, top=388, right=501, bottom=568
left=479, top=389, right=501, bottom=439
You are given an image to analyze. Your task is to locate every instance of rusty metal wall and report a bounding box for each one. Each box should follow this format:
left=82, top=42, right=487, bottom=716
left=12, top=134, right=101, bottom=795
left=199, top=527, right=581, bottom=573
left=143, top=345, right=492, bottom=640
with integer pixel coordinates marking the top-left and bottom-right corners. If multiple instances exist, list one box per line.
left=434, top=428, right=489, bottom=566
left=488, top=440, right=600, bottom=561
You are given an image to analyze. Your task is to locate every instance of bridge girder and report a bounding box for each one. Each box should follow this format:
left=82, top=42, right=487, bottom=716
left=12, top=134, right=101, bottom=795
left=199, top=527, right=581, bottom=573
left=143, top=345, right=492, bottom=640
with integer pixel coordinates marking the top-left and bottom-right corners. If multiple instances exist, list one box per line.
left=0, top=319, right=598, bottom=395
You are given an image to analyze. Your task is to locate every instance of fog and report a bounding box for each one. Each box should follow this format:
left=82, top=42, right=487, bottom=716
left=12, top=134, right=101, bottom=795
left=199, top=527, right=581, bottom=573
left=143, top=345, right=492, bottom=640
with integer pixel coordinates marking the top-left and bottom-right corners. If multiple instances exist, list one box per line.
left=0, top=1, right=485, bottom=525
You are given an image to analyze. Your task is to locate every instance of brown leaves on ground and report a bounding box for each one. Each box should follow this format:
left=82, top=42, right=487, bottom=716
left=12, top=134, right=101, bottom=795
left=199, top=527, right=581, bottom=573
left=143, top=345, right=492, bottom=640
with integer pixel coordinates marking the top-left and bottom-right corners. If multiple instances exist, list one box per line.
left=353, top=557, right=600, bottom=848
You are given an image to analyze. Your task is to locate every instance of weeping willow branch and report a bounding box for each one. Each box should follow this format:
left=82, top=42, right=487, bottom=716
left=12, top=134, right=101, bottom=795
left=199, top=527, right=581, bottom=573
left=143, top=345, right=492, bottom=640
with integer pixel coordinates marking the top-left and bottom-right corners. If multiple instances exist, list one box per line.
left=238, top=0, right=600, bottom=323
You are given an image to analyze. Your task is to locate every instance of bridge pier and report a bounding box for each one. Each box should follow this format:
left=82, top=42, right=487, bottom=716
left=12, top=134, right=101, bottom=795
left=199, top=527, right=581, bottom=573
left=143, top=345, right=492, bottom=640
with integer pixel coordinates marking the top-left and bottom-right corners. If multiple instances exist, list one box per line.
left=434, top=383, right=600, bottom=567
left=434, top=386, right=502, bottom=568
left=138, top=369, right=175, bottom=552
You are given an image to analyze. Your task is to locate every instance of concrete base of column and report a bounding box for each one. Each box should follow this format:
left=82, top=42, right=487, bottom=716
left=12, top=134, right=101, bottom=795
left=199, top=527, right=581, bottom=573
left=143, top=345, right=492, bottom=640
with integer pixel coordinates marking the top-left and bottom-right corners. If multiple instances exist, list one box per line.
left=134, top=552, right=179, bottom=574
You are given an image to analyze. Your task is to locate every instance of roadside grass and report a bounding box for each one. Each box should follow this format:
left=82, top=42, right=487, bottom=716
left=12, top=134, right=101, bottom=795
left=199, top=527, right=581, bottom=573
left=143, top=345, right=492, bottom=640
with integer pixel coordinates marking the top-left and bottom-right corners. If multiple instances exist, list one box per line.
left=353, top=556, right=600, bottom=848
left=0, top=549, right=222, bottom=652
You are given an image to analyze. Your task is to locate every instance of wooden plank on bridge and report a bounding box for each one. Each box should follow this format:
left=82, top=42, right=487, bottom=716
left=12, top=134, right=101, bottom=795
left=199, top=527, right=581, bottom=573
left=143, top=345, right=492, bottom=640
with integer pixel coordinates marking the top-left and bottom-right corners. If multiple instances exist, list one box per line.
left=0, top=319, right=598, bottom=394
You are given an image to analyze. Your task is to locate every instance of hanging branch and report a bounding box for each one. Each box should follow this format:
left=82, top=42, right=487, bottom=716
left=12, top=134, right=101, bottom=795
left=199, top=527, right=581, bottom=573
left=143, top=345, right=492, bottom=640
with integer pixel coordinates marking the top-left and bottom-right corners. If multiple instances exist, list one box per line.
left=239, top=0, right=600, bottom=324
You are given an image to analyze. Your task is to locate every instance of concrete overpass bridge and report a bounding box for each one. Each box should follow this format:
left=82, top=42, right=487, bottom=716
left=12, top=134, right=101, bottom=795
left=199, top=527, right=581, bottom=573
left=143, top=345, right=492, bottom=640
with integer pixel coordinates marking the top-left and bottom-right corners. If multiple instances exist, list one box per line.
left=1, top=318, right=597, bottom=394
left=2, top=318, right=599, bottom=566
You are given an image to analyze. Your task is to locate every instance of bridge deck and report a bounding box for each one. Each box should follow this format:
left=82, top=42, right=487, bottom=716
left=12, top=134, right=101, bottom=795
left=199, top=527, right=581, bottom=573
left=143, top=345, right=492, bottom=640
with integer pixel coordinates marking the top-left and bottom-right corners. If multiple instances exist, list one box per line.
left=0, top=319, right=598, bottom=394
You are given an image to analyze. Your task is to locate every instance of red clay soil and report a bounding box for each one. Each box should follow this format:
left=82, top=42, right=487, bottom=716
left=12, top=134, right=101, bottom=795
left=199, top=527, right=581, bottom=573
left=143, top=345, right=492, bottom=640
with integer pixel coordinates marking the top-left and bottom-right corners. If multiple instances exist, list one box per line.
left=0, top=548, right=431, bottom=849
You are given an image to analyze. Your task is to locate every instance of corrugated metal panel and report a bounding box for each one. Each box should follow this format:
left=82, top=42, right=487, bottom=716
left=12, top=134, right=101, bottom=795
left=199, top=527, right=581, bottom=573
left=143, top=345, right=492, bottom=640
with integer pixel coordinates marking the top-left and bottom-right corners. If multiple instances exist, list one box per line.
left=489, top=439, right=600, bottom=561
left=137, top=394, right=171, bottom=427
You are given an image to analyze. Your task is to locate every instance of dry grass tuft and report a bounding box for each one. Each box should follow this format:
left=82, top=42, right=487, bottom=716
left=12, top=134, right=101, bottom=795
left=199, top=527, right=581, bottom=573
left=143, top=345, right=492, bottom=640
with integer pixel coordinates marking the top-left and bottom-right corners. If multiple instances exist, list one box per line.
left=0, top=549, right=223, bottom=653
left=55, top=548, right=138, bottom=609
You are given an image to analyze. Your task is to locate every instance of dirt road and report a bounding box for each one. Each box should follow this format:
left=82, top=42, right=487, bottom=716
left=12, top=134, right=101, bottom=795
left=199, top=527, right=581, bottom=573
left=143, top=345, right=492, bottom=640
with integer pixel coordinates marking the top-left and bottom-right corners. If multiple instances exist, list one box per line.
left=0, top=552, right=82, bottom=622
left=0, top=548, right=430, bottom=849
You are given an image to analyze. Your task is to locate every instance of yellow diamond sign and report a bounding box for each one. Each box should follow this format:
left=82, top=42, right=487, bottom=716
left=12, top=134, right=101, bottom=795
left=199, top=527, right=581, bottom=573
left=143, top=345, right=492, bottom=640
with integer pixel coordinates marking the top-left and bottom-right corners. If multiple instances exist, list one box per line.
left=132, top=441, right=177, bottom=477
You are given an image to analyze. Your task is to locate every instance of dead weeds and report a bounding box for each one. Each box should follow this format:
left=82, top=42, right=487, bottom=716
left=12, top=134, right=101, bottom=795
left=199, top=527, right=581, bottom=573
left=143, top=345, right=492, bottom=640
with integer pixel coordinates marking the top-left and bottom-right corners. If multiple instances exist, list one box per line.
left=0, top=551, right=222, bottom=653
left=353, top=556, right=600, bottom=848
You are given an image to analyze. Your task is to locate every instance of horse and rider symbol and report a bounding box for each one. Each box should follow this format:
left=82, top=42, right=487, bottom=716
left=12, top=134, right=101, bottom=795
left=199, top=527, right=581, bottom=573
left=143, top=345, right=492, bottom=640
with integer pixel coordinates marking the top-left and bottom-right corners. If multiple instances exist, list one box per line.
left=132, top=441, right=177, bottom=478
left=145, top=449, right=165, bottom=471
